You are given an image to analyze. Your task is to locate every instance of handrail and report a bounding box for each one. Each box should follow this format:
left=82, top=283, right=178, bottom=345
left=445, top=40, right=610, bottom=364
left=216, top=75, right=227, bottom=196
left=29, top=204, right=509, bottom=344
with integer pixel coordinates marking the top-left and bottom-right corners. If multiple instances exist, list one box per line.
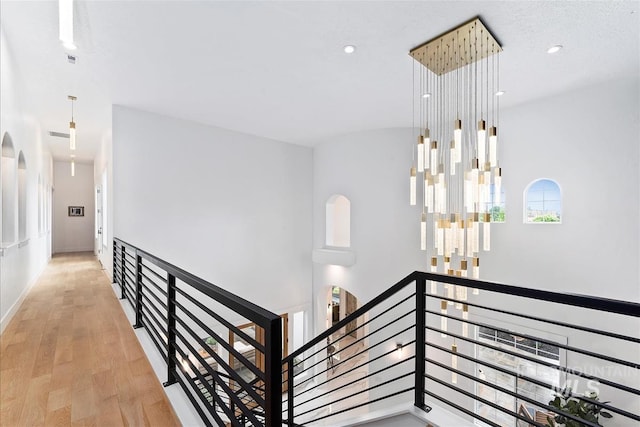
left=284, top=271, right=639, bottom=426
left=115, top=237, right=281, bottom=328
left=286, top=270, right=639, bottom=363
left=113, top=237, right=282, bottom=427
left=113, top=235, right=640, bottom=427
left=285, top=271, right=420, bottom=363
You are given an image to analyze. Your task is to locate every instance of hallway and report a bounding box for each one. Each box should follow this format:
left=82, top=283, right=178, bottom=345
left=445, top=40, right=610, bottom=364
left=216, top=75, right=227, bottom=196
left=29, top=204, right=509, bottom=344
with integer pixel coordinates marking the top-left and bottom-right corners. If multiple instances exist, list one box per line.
left=0, top=253, right=180, bottom=426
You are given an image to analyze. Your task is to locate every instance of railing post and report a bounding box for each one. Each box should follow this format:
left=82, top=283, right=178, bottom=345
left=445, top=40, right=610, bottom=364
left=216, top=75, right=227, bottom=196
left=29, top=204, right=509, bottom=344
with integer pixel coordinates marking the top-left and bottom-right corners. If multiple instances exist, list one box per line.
left=163, top=273, right=178, bottom=387
left=414, top=277, right=431, bottom=412
left=133, top=250, right=143, bottom=329
left=120, top=243, right=126, bottom=300
left=264, top=316, right=282, bottom=427
left=287, top=358, right=294, bottom=426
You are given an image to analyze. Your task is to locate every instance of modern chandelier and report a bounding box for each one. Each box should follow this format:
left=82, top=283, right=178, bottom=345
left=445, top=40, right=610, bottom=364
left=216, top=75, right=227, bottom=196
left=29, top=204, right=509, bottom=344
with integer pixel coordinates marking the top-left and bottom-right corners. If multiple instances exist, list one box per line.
left=409, top=17, right=503, bottom=282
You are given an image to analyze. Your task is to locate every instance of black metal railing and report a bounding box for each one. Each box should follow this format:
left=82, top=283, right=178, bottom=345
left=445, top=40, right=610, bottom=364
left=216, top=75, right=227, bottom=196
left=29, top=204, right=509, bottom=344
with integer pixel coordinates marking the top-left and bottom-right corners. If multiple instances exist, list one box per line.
left=283, top=272, right=640, bottom=426
left=113, top=237, right=639, bottom=426
left=113, top=238, right=282, bottom=427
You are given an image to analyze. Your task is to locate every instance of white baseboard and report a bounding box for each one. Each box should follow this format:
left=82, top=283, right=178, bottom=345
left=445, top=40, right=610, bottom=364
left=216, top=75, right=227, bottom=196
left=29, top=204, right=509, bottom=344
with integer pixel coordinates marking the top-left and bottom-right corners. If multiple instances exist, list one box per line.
left=0, top=261, right=47, bottom=335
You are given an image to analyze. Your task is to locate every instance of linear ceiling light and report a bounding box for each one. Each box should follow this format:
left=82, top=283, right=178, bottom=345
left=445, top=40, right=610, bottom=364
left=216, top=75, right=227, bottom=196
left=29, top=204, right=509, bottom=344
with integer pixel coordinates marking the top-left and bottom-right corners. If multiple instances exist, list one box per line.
left=68, top=95, right=77, bottom=151
left=59, top=0, right=76, bottom=50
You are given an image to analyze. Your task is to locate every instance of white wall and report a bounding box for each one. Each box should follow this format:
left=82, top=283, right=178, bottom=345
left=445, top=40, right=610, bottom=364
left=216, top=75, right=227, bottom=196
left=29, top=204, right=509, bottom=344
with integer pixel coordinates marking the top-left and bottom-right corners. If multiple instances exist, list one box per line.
left=485, top=76, right=639, bottom=302
left=53, top=160, right=95, bottom=253
left=94, top=129, right=113, bottom=278
left=0, top=26, right=52, bottom=332
left=312, top=77, right=639, bottom=314
left=112, top=105, right=313, bottom=314
left=311, top=77, right=640, bottom=422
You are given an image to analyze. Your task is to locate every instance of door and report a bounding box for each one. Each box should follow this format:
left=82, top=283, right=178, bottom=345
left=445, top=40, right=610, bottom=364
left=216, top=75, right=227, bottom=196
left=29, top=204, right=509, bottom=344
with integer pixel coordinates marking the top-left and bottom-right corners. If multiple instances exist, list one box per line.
left=345, top=291, right=358, bottom=338
left=95, top=185, right=102, bottom=255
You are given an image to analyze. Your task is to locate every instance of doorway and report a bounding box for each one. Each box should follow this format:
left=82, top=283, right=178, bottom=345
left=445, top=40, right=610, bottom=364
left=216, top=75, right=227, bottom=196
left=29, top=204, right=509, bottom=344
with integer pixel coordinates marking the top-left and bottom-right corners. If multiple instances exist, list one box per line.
left=229, top=313, right=289, bottom=393
left=330, top=286, right=358, bottom=338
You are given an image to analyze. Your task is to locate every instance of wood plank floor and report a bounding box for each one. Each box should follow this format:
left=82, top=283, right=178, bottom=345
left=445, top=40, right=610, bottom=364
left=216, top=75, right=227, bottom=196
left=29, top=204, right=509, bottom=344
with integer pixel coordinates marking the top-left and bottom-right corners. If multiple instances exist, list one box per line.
left=0, top=252, right=181, bottom=426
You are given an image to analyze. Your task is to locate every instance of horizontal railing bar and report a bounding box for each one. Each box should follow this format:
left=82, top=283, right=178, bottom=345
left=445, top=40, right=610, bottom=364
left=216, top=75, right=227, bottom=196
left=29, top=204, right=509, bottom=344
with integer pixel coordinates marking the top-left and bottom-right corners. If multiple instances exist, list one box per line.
left=139, top=311, right=169, bottom=360
left=171, top=349, right=236, bottom=427
left=174, top=374, right=217, bottom=427
left=123, top=264, right=136, bottom=280
left=425, top=307, right=639, bottom=369
left=140, top=261, right=168, bottom=284
left=123, top=256, right=136, bottom=270
left=426, top=292, right=640, bottom=344
left=172, top=297, right=265, bottom=383
left=419, top=272, right=640, bottom=317
left=122, top=285, right=135, bottom=305
left=427, top=355, right=603, bottom=427
left=300, top=386, right=414, bottom=425
left=140, top=271, right=168, bottom=299
left=322, top=321, right=415, bottom=383
left=115, top=238, right=280, bottom=328
left=296, top=292, right=417, bottom=368
left=171, top=306, right=266, bottom=392
left=424, top=372, right=558, bottom=427
left=423, top=388, right=501, bottom=427
left=424, top=325, right=640, bottom=396
left=173, top=284, right=261, bottom=352
left=427, top=341, right=640, bottom=422
left=139, top=280, right=169, bottom=314
left=174, top=336, right=263, bottom=427
left=292, top=310, right=415, bottom=385
left=140, top=295, right=168, bottom=331
left=294, top=349, right=415, bottom=409
left=295, top=371, right=413, bottom=419
left=330, top=308, right=415, bottom=367
left=286, top=273, right=419, bottom=362
left=294, top=322, right=415, bottom=399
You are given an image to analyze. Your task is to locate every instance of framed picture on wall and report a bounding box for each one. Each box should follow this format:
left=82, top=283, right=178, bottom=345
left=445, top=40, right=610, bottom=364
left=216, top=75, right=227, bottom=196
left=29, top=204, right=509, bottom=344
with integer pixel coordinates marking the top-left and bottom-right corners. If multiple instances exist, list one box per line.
left=68, top=206, right=84, bottom=217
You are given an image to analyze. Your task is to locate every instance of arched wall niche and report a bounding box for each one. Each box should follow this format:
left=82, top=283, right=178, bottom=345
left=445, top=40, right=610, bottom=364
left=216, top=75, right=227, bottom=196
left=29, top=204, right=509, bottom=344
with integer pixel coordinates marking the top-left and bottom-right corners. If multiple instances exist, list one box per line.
left=2, top=132, right=17, bottom=244
left=325, top=194, right=350, bottom=248
left=18, top=151, right=27, bottom=240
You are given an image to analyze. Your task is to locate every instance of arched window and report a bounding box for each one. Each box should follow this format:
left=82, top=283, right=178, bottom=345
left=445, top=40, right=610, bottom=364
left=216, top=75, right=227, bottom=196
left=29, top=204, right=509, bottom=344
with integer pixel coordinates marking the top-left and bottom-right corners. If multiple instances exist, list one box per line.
left=326, top=195, right=350, bottom=247
left=524, top=179, right=562, bottom=223
left=2, top=132, right=17, bottom=244
left=18, top=151, right=27, bottom=241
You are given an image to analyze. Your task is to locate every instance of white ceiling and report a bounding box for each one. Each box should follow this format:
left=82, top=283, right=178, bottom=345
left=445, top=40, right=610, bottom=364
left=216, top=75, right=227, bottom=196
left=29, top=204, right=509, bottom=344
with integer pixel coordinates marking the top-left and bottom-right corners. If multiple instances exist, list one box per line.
left=1, top=1, right=638, bottom=162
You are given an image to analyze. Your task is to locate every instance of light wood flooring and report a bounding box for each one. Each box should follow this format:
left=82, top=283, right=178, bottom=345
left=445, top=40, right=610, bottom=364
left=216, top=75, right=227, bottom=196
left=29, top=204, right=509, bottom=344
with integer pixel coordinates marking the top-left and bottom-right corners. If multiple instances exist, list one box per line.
left=0, top=252, right=180, bottom=426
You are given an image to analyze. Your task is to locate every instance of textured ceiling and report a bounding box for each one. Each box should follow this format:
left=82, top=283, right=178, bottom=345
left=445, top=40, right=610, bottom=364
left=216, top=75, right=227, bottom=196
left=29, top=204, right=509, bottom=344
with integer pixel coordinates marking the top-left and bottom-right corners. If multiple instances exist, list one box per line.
left=1, top=1, right=638, bottom=162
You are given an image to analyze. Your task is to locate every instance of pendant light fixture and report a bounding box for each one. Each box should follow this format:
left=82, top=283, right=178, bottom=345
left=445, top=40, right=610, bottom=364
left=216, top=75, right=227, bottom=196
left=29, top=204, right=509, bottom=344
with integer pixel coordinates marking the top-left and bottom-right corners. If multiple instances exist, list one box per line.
left=409, top=17, right=503, bottom=282
left=59, top=0, right=76, bottom=50
left=451, top=341, right=458, bottom=384
left=440, top=300, right=448, bottom=337
left=68, top=95, right=77, bottom=151
left=70, top=155, right=75, bottom=177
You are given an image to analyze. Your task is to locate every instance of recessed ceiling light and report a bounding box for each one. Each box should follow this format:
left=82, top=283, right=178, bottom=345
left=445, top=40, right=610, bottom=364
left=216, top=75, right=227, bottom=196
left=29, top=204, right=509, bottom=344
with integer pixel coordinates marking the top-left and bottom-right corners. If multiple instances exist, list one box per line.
left=343, top=45, right=356, bottom=54
left=495, top=90, right=505, bottom=97
left=547, top=45, right=563, bottom=54
left=422, top=93, right=431, bottom=99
